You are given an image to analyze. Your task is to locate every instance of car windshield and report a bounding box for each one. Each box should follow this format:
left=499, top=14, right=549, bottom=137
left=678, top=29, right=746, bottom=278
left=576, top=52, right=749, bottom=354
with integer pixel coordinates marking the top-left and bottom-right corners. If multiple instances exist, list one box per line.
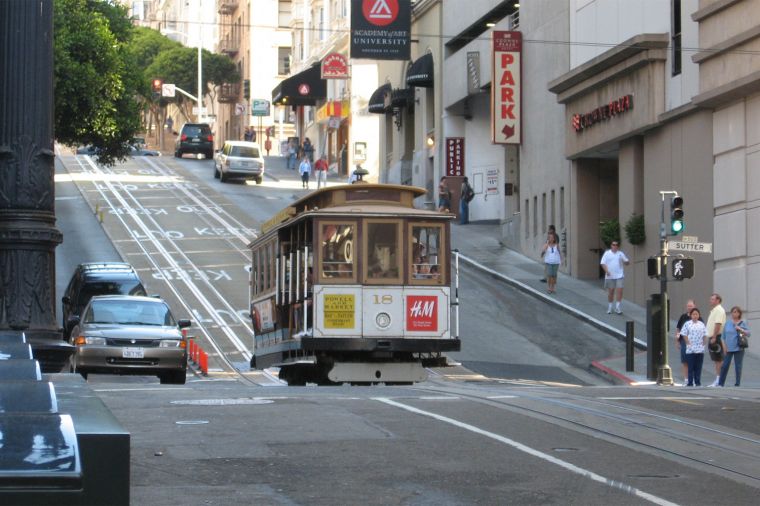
left=230, top=146, right=259, bottom=157
left=183, top=126, right=209, bottom=137
left=84, top=300, right=176, bottom=326
left=77, top=280, right=146, bottom=307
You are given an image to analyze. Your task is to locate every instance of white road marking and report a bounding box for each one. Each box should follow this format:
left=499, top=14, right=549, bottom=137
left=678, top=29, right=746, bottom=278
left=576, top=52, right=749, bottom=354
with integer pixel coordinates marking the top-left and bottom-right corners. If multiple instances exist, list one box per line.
left=375, top=397, right=679, bottom=506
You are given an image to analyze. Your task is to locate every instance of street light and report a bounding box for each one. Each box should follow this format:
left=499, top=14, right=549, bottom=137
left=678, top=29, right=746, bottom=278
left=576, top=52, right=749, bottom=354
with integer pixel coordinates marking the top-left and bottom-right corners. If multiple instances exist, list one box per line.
left=160, top=28, right=203, bottom=123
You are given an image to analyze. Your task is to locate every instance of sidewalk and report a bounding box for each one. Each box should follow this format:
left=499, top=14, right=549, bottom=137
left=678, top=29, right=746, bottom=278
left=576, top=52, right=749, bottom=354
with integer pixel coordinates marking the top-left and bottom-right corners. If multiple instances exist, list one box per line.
left=450, top=221, right=760, bottom=387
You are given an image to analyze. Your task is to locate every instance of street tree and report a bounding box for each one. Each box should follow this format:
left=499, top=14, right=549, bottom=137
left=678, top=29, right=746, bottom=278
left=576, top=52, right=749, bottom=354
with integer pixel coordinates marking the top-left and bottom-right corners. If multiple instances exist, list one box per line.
left=53, top=0, right=141, bottom=166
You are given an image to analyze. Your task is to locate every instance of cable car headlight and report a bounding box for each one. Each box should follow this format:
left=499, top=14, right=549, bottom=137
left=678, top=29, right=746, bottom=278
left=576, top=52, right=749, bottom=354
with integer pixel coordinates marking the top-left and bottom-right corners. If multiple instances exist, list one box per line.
left=376, top=312, right=391, bottom=329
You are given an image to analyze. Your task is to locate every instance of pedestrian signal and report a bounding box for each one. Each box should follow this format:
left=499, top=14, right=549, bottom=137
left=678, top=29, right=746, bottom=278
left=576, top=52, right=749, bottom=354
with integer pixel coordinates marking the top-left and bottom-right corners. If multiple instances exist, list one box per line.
left=670, top=196, right=684, bottom=235
left=243, top=79, right=250, bottom=99
left=672, top=257, right=694, bottom=280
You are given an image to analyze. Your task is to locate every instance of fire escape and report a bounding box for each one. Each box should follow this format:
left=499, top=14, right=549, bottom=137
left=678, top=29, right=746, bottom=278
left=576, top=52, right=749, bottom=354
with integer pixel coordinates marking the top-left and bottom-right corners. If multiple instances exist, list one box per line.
left=217, top=0, right=241, bottom=103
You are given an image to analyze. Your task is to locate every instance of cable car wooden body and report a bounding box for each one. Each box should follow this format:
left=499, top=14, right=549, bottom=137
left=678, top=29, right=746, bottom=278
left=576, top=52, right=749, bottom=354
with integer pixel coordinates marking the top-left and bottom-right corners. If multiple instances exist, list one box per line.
left=248, top=183, right=460, bottom=385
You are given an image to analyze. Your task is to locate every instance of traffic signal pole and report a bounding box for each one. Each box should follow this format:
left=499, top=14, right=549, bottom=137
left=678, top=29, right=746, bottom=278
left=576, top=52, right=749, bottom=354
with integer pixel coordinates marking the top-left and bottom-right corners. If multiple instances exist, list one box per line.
left=657, top=191, right=676, bottom=386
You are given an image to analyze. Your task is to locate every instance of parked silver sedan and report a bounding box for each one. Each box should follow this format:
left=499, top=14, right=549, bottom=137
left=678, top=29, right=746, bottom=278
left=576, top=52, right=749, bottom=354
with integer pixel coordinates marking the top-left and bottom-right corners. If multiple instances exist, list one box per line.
left=67, top=295, right=191, bottom=384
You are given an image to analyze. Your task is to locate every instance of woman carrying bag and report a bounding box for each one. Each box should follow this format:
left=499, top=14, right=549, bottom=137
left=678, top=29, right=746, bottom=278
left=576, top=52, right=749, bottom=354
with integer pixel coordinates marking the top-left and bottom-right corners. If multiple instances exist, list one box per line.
left=718, top=306, right=751, bottom=387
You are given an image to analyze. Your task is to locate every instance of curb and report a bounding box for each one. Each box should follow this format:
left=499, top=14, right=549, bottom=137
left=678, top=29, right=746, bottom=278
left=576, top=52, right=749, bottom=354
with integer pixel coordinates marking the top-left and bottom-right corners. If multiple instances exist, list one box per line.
left=456, top=252, right=648, bottom=350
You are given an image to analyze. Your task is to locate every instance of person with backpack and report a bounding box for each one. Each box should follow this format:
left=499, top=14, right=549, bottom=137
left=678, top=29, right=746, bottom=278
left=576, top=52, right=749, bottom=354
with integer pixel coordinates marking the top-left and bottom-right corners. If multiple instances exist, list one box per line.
left=460, top=177, right=474, bottom=225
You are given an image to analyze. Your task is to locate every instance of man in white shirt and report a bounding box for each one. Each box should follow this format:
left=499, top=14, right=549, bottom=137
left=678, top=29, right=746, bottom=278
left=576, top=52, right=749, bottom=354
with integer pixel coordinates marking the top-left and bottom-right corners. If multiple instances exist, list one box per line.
left=600, top=241, right=630, bottom=314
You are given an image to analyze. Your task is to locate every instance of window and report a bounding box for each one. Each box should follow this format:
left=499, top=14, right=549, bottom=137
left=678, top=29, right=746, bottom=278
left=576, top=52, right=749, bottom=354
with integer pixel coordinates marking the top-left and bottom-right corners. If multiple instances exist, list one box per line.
left=364, top=221, right=401, bottom=283
left=541, top=193, right=546, bottom=235
left=551, top=190, right=556, bottom=228
left=410, top=224, right=444, bottom=284
left=560, top=186, right=565, bottom=229
left=320, top=222, right=355, bottom=281
left=533, top=196, right=538, bottom=237
left=524, top=199, right=529, bottom=238
left=671, top=0, right=682, bottom=76
left=278, top=47, right=291, bottom=76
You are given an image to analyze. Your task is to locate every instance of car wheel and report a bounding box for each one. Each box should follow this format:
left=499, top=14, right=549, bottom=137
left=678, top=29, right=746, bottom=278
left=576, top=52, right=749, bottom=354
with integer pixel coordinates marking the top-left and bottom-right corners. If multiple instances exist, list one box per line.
left=214, top=166, right=220, bottom=179
left=220, top=170, right=228, bottom=183
left=205, top=150, right=214, bottom=159
left=160, top=370, right=186, bottom=385
left=256, top=176, right=263, bottom=185
left=174, top=150, right=181, bottom=158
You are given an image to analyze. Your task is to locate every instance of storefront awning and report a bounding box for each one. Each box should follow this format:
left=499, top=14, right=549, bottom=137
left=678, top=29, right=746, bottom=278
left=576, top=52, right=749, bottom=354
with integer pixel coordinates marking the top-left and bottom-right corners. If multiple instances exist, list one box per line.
left=271, top=63, right=327, bottom=106
left=391, top=87, right=414, bottom=109
left=406, top=52, right=434, bottom=88
left=368, top=83, right=392, bottom=114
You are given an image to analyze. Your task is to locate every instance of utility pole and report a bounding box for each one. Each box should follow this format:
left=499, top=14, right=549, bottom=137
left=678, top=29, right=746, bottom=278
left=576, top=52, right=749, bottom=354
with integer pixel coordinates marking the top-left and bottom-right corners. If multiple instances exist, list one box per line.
left=0, top=0, right=71, bottom=370
left=656, top=191, right=676, bottom=386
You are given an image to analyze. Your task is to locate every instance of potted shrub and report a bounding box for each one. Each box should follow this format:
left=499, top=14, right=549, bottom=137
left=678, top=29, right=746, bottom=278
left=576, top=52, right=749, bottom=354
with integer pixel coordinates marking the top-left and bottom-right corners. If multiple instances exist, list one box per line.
left=624, top=213, right=646, bottom=245
left=599, top=218, right=620, bottom=248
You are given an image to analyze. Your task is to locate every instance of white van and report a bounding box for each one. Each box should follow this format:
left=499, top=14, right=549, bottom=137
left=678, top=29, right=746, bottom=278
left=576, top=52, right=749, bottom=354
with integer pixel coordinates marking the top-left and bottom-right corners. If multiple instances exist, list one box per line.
left=214, top=140, right=265, bottom=184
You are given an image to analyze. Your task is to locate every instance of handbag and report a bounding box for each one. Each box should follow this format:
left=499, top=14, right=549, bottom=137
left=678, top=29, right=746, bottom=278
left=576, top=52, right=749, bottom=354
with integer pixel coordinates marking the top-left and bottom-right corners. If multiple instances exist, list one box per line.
left=738, top=329, right=749, bottom=349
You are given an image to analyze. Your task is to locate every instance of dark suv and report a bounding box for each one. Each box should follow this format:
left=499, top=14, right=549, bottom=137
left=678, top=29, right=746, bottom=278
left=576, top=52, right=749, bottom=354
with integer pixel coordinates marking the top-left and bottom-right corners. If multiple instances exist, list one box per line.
left=61, top=262, right=147, bottom=338
left=175, top=123, right=214, bottom=159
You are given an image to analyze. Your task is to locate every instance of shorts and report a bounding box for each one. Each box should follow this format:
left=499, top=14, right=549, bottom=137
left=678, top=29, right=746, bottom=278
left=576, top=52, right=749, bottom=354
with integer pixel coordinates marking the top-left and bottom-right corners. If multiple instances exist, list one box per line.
left=438, top=197, right=450, bottom=209
left=545, top=263, right=559, bottom=277
left=604, top=278, right=624, bottom=289
left=709, top=335, right=723, bottom=361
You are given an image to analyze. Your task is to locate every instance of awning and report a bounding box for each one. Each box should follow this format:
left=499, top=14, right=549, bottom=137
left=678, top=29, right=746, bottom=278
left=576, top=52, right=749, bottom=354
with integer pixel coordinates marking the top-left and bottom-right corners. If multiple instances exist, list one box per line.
left=391, top=88, right=414, bottom=108
left=368, top=83, right=392, bottom=114
left=271, top=63, right=327, bottom=106
left=406, top=52, right=434, bottom=88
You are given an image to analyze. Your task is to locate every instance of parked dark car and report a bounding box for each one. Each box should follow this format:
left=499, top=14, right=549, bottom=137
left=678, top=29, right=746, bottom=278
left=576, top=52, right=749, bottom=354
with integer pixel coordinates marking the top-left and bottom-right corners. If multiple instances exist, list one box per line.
left=62, top=262, right=147, bottom=338
left=175, top=123, right=214, bottom=159
left=68, top=295, right=190, bottom=384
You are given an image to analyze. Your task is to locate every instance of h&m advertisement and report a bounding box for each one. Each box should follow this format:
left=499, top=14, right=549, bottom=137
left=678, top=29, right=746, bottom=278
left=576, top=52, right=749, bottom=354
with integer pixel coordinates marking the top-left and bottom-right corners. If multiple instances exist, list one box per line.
left=351, top=0, right=411, bottom=60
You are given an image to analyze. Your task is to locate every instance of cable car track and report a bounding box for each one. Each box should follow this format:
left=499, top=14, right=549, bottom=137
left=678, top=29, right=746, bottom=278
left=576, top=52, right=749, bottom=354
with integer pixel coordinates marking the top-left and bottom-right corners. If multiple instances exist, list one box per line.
left=411, top=380, right=760, bottom=483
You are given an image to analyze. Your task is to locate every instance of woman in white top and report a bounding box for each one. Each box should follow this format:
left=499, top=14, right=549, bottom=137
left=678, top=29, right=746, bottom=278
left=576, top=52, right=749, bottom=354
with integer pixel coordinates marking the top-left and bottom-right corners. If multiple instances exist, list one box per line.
left=541, top=232, right=561, bottom=294
left=680, top=307, right=707, bottom=386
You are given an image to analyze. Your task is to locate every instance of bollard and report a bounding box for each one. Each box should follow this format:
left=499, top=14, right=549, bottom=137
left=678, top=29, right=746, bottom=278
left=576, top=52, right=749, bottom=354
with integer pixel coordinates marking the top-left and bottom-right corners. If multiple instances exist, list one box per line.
left=199, top=349, right=208, bottom=376
left=626, top=320, right=635, bottom=372
left=188, top=339, right=196, bottom=364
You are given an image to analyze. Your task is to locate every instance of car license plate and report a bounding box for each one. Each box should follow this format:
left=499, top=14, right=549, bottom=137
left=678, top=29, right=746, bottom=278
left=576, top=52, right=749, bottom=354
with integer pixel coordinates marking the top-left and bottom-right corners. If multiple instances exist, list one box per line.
left=191, top=138, right=200, bottom=142
left=123, top=347, right=144, bottom=359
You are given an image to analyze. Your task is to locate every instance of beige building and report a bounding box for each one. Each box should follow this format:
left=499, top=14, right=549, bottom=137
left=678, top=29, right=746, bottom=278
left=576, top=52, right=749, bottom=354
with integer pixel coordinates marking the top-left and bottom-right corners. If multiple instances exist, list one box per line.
left=690, top=0, right=760, bottom=329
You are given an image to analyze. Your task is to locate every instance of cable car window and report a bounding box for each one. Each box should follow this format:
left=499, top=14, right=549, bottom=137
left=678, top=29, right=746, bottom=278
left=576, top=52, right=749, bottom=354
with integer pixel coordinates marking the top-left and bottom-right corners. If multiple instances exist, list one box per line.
left=320, top=223, right=355, bottom=281
left=365, top=221, right=401, bottom=282
left=411, top=224, right=443, bottom=284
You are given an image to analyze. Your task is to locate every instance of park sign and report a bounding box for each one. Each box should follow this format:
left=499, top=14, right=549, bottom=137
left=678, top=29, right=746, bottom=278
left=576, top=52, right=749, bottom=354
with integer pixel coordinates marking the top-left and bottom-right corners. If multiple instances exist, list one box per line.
left=251, top=99, right=270, bottom=117
left=491, top=31, right=522, bottom=145
left=350, top=0, right=411, bottom=60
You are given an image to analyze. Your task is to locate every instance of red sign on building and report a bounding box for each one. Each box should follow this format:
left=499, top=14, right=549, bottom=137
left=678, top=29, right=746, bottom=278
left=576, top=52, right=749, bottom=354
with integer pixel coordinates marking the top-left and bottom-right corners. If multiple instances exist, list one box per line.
left=321, top=53, right=350, bottom=79
left=406, top=295, right=438, bottom=332
left=445, top=137, right=465, bottom=177
left=491, top=31, right=522, bottom=145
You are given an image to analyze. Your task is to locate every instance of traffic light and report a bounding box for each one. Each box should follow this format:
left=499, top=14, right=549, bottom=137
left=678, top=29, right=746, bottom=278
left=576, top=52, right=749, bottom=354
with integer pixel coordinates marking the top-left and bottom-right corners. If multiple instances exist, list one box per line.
left=243, top=79, right=250, bottom=100
left=669, top=196, right=684, bottom=235
left=672, top=257, right=694, bottom=280
left=151, top=78, right=163, bottom=93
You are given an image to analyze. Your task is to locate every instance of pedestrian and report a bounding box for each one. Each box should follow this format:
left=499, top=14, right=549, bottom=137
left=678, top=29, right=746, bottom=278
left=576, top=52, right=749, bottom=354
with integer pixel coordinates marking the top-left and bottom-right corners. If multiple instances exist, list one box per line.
left=675, top=299, right=700, bottom=385
left=298, top=154, right=311, bottom=189
left=287, top=139, right=297, bottom=170
left=459, top=177, right=474, bottom=225
left=540, top=225, right=557, bottom=283
left=679, top=307, right=707, bottom=386
left=438, top=177, right=451, bottom=212
left=314, top=154, right=328, bottom=189
left=600, top=240, right=630, bottom=314
left=302, top=137, right=314, bottom=162
left=165, top=116, right=174, bottom=134
left=243, top=126, right=254, bottom=142
left=718, top=306, right=750, bottom=387
left=541, top=232, right=561, bottom=294
left=705, top=293, right=726, bottom=387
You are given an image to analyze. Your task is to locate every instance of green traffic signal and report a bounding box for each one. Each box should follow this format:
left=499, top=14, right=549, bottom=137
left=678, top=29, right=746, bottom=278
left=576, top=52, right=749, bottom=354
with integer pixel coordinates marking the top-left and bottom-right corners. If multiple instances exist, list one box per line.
left=670, top=196, right=684, bottom=235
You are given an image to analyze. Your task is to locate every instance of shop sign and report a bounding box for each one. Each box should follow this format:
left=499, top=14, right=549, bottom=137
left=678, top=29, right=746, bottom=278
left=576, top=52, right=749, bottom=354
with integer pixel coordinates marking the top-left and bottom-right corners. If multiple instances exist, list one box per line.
left=445, top=138, right=464, bottom=177
left=571, top=94, right=633, bottom=132
left=406, top=295, right=437, bottom=331
left=350, top=0, right=411, bottom=60
left=491, top=31, right=522, bottom=145
left=322, top=53, right=350, bottom=79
